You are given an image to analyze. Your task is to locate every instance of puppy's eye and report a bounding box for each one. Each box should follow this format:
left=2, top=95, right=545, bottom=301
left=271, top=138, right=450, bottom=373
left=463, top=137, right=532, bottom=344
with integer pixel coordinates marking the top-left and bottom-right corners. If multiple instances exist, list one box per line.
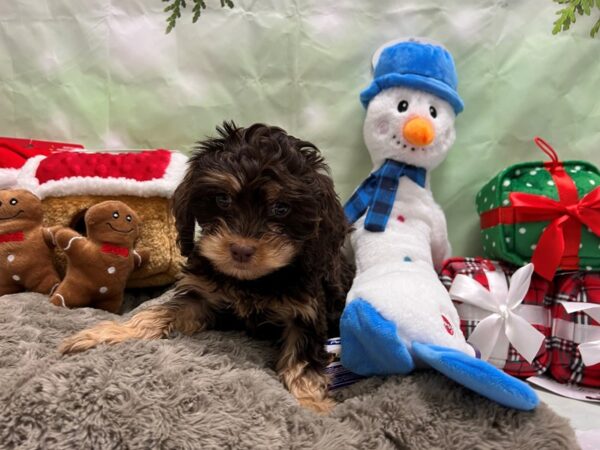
left=126, top=215, right=132, bottom=222
left=215, top=194, right=232, bottom=210
left=429, top=106, right=437, bottom=118
left=271, top=202, right=290, bottom=218
left=397, top=100, right=409, bottom=113
left=113, top=211, right=119, bottom=219
left=9, top=198, right=18, bottom=206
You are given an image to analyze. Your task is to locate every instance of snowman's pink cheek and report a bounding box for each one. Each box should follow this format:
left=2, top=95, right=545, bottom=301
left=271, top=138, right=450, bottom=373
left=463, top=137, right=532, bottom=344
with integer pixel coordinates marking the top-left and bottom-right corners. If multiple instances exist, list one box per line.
left=376, top=120, right=390, bottom=135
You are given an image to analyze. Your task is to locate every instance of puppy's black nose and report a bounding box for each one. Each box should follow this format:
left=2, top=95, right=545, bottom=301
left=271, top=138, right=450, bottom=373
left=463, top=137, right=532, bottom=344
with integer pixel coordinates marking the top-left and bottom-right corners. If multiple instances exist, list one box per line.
left=230, top=244, right=256, bottom=263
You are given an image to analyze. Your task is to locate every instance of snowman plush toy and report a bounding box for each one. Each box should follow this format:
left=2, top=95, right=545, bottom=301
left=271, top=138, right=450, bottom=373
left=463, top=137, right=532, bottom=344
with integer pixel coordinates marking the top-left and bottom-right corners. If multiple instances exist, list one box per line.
left=340, top=38, right=539, bottom=410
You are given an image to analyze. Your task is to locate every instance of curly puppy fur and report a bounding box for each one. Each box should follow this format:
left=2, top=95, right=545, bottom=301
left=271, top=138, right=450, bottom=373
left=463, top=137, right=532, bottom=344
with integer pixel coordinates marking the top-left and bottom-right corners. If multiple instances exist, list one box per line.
left=61, top=122, right=353, bottom=413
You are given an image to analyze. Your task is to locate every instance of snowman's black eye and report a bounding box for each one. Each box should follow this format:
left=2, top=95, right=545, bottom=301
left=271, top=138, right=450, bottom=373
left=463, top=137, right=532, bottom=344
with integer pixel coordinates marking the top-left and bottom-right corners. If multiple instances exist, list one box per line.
left=397, top=100, right=409, bottom=113
left=9, top=198, right=18, bottom=206
left=429, top=106, right=437, bottom=118
left=126, top=215, right=132, bottom=222
left=112, top=211, right=119, bottom=219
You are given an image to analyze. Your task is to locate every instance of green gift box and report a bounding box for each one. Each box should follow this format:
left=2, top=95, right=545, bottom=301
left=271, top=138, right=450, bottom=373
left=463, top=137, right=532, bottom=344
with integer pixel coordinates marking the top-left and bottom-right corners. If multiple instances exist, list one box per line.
left=476, top=138, right=600, bottom=280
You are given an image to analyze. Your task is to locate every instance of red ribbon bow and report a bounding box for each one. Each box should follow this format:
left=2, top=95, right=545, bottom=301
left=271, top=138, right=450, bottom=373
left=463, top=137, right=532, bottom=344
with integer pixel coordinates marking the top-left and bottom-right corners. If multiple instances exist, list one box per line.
left=0, top=231, right=25, bottom=243
left=481, top=137, right=600, bottom=280
left=101, top=243, right=130, bottom=258
left=510, top=187, right=600, bottom=280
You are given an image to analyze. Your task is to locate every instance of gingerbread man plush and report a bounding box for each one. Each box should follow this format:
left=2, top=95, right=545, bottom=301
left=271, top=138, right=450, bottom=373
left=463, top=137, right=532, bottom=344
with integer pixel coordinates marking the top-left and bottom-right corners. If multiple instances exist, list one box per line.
left=0, top=189, right=60, bottom=296
left=49, top=201, right=148, bottom=313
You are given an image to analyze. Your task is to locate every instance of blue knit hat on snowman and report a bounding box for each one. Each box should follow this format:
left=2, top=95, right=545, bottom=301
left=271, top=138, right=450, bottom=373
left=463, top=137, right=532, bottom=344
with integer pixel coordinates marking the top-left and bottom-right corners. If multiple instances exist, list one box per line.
left=360, top=39, right=464, bottom=114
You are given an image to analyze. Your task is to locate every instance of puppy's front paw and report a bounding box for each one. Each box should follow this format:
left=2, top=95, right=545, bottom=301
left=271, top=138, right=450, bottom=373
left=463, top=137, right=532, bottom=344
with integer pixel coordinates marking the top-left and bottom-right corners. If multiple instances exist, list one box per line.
left=60, top=332, right=100, bottom=354
left=281, top=363, right=335, bottom=415
left=298, top=396, right=336, bottom=415
left=59, top=321, right=117, bottom=354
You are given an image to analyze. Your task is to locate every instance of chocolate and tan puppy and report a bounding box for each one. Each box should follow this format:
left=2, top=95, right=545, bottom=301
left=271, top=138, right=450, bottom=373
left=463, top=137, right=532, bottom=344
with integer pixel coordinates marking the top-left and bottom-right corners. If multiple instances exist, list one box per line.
left=0, top=189, right=60, bottom=296
left=49, top=201, right=148, bottom=313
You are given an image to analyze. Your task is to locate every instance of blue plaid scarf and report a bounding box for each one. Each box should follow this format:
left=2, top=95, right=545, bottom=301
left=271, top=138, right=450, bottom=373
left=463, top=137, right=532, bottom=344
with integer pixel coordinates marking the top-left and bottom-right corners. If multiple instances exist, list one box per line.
left=344, top=159, right=426, bottom=232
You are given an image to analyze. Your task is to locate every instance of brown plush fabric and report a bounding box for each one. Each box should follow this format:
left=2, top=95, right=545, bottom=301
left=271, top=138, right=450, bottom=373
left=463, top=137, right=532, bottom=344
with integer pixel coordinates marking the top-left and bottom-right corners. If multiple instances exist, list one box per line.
left=48, top=201, right=149, bottom=313
left=0, top=292, right=579, bottom=450
left=42, top=195, right=184, bottom=288
left=0, top=189, right=60, bottom=296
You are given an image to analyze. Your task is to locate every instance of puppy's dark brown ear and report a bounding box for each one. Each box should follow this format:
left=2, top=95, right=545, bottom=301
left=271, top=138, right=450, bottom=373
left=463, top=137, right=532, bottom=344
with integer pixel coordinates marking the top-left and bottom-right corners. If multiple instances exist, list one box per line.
left=309, top=171, right=353, bottom=335
left=313, top=172, right=350, bottom=281
left=171, top=170, right=196, bottom=257
left=305, top=173, right=350, bottom=283
left=291, top=139, right=349, bottom=280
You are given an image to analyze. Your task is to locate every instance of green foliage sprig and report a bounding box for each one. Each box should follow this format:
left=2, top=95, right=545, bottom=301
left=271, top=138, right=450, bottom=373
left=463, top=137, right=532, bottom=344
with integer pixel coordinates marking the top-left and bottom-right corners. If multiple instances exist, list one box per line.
left=163, top=0, right=235, bottom=34
left=553, top=0, right=600, bottom=37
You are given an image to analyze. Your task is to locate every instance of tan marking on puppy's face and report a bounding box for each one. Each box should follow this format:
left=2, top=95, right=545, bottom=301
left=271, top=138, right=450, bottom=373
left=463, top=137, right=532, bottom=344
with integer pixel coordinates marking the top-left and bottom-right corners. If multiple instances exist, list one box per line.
left=0, top=189, right=43, bottom=233
left=198, top=223, right=298, bottom=280
left=263, top=181, right=283, bottom=204
left=85, top=201, right=141, bottom=246
left=202, top=171, right=242, bottom=193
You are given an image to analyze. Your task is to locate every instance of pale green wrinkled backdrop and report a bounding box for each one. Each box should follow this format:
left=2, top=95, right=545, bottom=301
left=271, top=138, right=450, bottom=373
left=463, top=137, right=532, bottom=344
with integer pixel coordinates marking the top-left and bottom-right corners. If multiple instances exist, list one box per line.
left=1, top=0, right=599, bottom=257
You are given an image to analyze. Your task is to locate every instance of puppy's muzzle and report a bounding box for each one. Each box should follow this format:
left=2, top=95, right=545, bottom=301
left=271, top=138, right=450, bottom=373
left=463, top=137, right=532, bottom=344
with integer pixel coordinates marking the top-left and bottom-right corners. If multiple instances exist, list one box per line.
left=230, top=243, right=256, bottom=263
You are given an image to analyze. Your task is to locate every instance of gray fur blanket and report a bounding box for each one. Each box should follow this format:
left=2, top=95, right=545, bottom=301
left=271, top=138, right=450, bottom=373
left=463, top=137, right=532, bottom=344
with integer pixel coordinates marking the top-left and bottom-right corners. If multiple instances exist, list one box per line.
left=0, top=293, right=579, bottom=449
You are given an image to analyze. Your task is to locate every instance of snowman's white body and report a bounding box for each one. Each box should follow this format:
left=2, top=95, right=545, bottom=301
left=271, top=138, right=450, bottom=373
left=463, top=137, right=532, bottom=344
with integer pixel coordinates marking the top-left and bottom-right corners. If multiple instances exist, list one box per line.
left=341, top=42, right=538, bottom=411
left=346, top=86, right=474, bottom=359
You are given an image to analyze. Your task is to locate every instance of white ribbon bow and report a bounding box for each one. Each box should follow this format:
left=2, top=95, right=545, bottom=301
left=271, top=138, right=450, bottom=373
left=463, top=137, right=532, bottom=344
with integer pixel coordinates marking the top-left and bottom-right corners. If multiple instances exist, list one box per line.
left=449, top=263, right=546, bottom=364
left=558, top=301, right=600, bottom=367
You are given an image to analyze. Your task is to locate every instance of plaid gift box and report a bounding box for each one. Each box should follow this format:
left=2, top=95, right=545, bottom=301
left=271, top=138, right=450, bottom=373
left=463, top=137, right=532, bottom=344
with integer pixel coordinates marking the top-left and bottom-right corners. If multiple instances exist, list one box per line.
left=550, top=272, right=600, bottom=387
left=440, top=257, right=553, bottom=378
left=476, top=137, right=600, bottom=281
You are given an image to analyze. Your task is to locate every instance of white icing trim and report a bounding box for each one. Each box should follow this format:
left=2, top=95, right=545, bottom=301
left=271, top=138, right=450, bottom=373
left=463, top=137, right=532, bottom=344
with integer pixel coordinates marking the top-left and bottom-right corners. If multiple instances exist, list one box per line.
left=15, top=152, right=188, bottom=199
left=49, top=283, right=59, bottom=295
left=54, top=293, right=66, bottom=308
left=133, top=249, right=142, bottom=266
left=64, top=236, right=84, bottom=251
left=14, top=155, right=44, bottom=193
left=0, top=168, right=20, bottom=189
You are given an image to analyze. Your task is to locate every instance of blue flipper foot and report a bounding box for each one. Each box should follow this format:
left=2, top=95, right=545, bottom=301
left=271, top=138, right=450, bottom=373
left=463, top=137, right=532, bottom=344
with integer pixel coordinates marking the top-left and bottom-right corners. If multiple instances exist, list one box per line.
left=340, top=299, right=415, bottom=376
left=412, top=341, right=539, bottom=411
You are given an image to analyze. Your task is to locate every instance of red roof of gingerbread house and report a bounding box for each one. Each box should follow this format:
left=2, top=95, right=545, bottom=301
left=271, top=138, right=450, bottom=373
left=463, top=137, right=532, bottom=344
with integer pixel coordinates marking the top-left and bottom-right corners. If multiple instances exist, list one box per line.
left=0, top=137, right=83, bottom=189
left=15, top=150, right=188, bottom=199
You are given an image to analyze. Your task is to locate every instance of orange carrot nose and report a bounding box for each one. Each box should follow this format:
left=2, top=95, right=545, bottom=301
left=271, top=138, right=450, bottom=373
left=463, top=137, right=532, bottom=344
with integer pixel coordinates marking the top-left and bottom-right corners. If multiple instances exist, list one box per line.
left=402, top=117, right=435, bottom=147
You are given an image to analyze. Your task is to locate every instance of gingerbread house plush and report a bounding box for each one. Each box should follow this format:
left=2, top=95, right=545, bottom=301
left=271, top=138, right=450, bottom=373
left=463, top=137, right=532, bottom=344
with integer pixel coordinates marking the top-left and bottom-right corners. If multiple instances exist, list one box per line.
left=15, top=149, right=188, bottom=288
